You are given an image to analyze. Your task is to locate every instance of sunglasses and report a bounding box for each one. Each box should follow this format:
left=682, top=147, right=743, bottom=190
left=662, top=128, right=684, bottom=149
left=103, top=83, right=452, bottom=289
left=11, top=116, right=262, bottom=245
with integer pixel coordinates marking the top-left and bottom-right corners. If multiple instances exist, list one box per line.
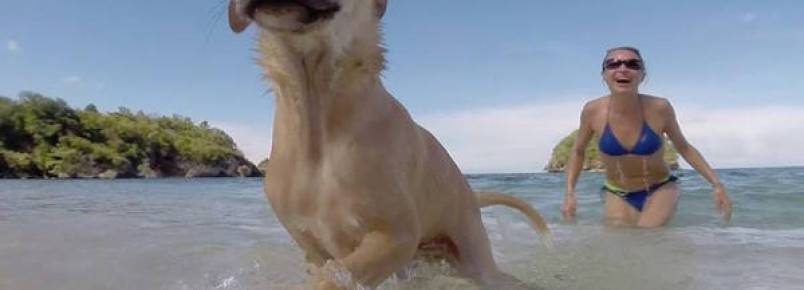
left=604, top=59, right=643, bottom=70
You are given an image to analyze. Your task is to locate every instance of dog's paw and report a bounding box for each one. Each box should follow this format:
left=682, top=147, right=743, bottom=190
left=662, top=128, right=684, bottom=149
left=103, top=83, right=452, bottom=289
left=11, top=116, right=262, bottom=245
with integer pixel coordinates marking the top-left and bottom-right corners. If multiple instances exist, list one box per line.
left=308, top=260, right=356, bottom=290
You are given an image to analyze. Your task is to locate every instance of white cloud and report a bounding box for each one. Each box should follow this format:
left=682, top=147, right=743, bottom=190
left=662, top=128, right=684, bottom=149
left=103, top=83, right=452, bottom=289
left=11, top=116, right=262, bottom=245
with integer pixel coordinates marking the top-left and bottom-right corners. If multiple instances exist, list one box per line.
left=61, top=75, right=82, bottom=84
left=6, top=40, right=20, bottom=52
left=213, top=102, right=804, bottom=173
left=416, top=102, right=804, bottom=173
left=673, top=104, right=804, bottom=169
left=209, top=121, right=272, bottom=164
left=417, top=102, right=583, bottom=173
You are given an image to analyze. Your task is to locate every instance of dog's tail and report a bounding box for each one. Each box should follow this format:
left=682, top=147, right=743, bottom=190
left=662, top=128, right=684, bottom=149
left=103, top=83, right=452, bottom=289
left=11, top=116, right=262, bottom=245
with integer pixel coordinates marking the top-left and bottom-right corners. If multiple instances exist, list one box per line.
left=475, top=191, right=553, bottom=249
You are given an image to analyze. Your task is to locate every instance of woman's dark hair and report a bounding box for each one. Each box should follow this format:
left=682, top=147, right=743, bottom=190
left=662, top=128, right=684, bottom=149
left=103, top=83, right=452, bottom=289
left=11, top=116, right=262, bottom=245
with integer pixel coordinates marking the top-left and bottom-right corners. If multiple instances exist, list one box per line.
left=602, top=46, right=646, bottom=74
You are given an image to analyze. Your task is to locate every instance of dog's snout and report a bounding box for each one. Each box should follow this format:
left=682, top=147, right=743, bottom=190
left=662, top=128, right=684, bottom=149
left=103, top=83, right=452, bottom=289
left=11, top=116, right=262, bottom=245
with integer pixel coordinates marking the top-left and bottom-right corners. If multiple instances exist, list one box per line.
left=229, top=0, right=251, bottom=33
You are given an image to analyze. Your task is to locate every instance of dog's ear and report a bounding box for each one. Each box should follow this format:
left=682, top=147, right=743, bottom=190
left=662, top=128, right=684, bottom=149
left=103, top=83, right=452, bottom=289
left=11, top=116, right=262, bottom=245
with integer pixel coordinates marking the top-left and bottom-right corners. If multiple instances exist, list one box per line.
left=375, top=0, right=387, bottom=18
left=229, top=0, right=251, bottom=33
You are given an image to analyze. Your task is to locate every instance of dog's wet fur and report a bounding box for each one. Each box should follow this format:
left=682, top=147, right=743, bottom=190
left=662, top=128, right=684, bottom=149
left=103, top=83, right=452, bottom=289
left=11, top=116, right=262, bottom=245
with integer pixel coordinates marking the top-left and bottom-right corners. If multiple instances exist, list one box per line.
left=228, top=0, right=551, bottom=288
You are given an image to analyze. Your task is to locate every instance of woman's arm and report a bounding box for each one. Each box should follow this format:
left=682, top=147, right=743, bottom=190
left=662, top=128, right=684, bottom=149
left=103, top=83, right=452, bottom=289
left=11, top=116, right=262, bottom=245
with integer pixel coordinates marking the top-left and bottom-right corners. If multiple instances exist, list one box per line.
left=563, top=103, right=595, bottom=221
left=662, top=100, right=732, bottom=223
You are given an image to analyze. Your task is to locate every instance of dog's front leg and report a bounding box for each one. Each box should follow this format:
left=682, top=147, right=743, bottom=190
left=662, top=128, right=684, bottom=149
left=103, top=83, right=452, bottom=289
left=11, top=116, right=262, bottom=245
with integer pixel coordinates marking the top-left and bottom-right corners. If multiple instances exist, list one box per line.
left=316, top=231, right=419, bottom=289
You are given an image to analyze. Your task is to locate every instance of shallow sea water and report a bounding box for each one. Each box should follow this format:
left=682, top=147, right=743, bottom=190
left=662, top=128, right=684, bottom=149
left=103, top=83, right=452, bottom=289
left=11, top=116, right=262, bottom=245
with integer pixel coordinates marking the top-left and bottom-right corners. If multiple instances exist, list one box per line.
left=1, top=167, right=802, bottom=289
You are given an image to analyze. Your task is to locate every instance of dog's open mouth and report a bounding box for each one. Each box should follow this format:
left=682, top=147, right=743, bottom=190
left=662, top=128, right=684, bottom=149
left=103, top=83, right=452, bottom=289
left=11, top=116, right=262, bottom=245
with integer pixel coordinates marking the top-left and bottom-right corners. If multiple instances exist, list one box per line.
left=246, top=0, right=340, bottom=24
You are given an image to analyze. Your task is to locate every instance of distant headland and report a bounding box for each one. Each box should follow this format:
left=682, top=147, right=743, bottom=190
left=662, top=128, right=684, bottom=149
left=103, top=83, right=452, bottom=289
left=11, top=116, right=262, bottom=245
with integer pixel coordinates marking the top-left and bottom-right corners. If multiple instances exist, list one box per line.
left=0, top=92, right=264, bottom=179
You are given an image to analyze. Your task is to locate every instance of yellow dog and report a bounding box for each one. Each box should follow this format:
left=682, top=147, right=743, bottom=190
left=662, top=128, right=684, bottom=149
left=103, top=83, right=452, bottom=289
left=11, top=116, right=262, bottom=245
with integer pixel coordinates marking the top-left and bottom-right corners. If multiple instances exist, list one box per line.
left=228, top=0, right=551, bottom=288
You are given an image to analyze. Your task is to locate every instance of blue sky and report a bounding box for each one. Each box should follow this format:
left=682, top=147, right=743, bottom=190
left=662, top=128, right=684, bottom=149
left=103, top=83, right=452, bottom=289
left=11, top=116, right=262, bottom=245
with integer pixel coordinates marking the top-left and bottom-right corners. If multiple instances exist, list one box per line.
left=2, top=0, right=804, bottom=173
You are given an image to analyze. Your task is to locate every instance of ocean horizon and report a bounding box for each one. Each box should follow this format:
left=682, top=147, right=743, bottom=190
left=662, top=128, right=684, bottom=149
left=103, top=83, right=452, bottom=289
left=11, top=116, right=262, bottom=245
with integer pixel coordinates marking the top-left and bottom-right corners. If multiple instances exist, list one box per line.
left=2, top=166, right=803, bottom=289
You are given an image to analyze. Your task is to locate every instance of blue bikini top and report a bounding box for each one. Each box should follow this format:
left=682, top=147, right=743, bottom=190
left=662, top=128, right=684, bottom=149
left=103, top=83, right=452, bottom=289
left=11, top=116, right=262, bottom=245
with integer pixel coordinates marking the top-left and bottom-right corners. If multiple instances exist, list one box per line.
left=598, top=97, right=663, bottom=156
left=598, top=122, right=662, bottom=156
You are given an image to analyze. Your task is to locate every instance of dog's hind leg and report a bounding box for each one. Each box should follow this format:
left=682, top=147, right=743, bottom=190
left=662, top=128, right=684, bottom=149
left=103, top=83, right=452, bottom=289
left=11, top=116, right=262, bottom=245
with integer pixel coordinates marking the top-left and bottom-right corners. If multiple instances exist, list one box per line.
left=446, top=208, right=503, bottom=279
left=448, top=213, right=537, bottom=289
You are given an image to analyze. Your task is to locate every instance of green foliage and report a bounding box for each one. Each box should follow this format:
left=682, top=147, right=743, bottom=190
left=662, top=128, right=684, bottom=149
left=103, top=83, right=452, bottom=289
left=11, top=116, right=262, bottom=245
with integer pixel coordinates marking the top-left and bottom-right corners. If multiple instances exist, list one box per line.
left=0, top=92, right=254, bottom=178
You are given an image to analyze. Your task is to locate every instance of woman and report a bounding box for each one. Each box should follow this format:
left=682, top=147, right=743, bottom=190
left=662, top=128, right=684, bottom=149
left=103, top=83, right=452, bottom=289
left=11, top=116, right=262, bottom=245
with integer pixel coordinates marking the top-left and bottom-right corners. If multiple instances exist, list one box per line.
left=562, top=47, right=732, bottom=227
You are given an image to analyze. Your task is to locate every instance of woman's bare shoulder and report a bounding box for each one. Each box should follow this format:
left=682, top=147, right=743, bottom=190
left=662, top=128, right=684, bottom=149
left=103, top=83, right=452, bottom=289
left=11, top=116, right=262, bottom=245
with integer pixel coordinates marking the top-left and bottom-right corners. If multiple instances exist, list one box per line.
left=641, top=93, right=670, bottom=103
left=641, top=94, right=677, bottom=123
left=584, top=96, right=609, bottom=111
left=641, top=94, right=673, bottom=110
left=580, top=96, right=609, bottom=125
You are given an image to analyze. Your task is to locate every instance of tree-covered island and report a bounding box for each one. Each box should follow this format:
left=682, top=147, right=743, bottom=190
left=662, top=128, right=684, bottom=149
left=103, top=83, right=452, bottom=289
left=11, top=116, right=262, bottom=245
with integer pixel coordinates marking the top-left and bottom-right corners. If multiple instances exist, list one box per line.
left=0, top=92, right=262, bottom=179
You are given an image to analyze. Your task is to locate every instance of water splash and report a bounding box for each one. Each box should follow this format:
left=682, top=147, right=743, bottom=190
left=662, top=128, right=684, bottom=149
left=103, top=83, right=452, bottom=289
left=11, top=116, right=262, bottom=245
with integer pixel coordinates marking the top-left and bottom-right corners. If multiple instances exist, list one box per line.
left=317, top=259, right=368, bottom=290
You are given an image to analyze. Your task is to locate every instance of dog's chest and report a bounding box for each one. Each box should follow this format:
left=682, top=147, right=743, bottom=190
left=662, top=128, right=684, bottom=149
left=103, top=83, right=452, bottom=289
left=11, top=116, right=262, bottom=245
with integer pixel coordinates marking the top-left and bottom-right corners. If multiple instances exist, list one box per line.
left=289, top=205, right=367, bottom=259
left=266, top=173, right=369, bottom=257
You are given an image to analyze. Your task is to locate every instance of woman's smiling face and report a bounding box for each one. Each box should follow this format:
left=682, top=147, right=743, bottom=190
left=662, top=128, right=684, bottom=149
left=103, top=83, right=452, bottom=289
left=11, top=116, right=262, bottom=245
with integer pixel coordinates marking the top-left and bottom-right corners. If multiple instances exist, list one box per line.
left=602, top=49, right=645, bottom=95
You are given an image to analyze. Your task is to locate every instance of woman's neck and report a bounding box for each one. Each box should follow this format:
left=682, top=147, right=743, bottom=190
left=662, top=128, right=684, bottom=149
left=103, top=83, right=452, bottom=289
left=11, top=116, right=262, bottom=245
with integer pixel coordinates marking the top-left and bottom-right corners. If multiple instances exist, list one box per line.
left=608, top=92, right=641, bottom=115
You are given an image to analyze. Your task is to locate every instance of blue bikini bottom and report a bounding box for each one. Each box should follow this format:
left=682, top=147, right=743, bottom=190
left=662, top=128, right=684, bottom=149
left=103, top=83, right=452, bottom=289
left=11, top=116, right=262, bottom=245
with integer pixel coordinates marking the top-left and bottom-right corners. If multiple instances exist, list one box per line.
left=602, top=175, right=678, bottom=212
